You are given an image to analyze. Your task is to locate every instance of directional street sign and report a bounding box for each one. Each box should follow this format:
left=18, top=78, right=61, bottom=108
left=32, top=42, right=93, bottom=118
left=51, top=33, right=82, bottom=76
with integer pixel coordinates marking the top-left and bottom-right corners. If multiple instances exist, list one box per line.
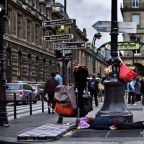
left=106, top=42, right=141, bottom=51
left=92, top=21, right=137, bottom=33
left=42, top=19, right=74, bottom=27
left=53, top=42, right=86, bottom=50
left=42, top=34, right=73, bottom=41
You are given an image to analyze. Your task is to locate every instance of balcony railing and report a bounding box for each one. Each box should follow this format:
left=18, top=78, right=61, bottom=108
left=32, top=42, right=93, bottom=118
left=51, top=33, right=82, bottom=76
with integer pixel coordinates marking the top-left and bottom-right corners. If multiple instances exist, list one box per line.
left=121, top=2, right=144, bottom=9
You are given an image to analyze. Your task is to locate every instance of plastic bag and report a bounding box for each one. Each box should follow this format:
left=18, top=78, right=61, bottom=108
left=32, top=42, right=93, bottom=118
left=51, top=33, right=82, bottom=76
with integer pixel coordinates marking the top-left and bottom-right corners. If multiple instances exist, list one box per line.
left=119, top=63, right=137, bottom=83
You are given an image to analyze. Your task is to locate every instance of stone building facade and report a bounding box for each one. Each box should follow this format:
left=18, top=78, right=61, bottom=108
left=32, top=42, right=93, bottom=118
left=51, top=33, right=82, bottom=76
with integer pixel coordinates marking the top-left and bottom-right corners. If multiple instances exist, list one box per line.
left=4, top=0, right=97, bottom=83
left=121, top=0, right=144, bottom=75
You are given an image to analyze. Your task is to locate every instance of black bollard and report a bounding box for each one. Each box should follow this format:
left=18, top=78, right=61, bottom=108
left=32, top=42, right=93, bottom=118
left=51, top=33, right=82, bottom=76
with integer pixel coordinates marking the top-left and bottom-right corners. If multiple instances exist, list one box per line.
left=13, top=93, right=16, bottom=119
left=41, top=95, right=44, bottom=113
left=29, top=93, right=32, bottom=115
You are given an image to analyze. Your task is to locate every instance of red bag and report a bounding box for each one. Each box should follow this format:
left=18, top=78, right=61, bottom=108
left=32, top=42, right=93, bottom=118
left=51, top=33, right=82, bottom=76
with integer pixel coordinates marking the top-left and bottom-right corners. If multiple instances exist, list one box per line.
left=119, top=63, right=137, bottom=83
left=55, top=102, right=74, bottom=116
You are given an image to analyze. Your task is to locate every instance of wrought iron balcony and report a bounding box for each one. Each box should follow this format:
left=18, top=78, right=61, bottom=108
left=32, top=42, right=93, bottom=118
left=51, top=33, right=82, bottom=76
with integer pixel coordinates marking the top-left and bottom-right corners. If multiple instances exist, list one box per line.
left=121, top=2, right=144, bottom=9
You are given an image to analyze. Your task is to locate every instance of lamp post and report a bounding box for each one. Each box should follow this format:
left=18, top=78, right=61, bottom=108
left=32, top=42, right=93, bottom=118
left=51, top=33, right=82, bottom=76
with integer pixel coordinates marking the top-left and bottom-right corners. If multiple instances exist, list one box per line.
left=92, top=33, right=101, bottom=74
left=96, top=0, right=133, bottom=122
left=0, top=0, right=9, bottom=127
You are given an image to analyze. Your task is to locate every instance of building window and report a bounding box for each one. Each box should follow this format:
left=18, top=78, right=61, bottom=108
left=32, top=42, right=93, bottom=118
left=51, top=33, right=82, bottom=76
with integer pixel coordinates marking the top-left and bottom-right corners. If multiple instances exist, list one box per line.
left=31, top=23, right=35, bottom=43
left=28, top=54, right=31, bottom=81
left=35, top=24, right=39, bottom=45
left=32, top=0, right=36, bottom=8
left=6, top=48, right=11, bottom=66
left=17, top=14, right=23, bottom=38
left=132, top=14, right=140, bottom=25
left=23, top=18, right=27, bottom=39
left=18, top=51, right=22, bottom=79
left=27, top=19, right=31, bottom=42
left=39, top=28, right=42, bottom=45
left=12, top=12, right=16, bottom=35
left=132, top=0, right=139, bottom=7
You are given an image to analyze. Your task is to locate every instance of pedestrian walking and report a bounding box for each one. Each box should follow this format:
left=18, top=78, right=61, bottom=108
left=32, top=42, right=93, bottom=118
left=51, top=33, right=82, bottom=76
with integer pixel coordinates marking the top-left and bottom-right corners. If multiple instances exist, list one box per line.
left=55, top=70, right=62, bottom=85
left=43, top=72, right=58, bottom=114
left=88, top=74, right=99, bottom=107
left=127, top=80, right=136, bottom=105
left=135, top=77, right=141, bottom=102
left=138, top=75, right=144, bottom=105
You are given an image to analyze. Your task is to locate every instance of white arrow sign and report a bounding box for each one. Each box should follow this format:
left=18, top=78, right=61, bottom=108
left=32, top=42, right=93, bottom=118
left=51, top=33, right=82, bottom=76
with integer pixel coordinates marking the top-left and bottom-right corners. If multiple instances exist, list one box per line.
left=92, top=21, right=137, bottom=33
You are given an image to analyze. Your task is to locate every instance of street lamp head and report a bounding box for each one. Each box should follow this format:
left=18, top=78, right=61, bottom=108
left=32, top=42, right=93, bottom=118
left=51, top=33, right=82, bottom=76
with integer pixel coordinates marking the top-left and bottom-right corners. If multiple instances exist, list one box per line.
left=95, top=33, right=102, bottom=39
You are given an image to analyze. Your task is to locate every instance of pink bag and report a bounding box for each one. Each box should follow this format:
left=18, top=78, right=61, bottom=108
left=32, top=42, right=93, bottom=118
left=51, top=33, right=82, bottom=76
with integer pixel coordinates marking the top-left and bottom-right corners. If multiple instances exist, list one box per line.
left=119, top=63, right=137, bottom=83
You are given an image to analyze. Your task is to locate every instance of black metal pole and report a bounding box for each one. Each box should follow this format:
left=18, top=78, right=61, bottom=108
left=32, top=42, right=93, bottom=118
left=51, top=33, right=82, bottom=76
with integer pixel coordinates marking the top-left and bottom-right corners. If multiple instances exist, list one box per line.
left=96, top=0, right=133, bottom=122
left=64, top=0, right=66, bottom=13
left=62, top=50, right=65, bottom=85
left=14, top=93, right=17, bottom=119
left=0, top=17, right=9, bottom=127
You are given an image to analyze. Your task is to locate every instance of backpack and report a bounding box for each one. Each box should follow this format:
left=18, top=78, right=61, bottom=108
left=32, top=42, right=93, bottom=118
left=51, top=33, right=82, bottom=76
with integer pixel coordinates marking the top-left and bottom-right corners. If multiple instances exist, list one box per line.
left=90, top=81, right=96, bottom=90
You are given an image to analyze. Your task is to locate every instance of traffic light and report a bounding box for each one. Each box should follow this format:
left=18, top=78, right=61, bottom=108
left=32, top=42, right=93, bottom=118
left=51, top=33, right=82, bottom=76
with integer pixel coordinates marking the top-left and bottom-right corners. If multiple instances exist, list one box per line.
left=0, top=0, right=7, bottom=18
left=95, top=33, right=102, bottom=39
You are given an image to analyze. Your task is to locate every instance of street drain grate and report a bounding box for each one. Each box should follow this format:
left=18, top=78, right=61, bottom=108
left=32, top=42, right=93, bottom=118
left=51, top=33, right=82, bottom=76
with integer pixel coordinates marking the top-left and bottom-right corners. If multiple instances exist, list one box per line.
left=72, top=130, right=108, bottom=138
left=128, top=108, right=143, bottom=111
left=108, top=130, right=143, bottom=137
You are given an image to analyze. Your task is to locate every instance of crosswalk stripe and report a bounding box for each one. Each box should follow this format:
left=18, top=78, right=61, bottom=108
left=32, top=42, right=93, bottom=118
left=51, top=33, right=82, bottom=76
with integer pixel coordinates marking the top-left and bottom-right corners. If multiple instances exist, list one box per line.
left=6, top=101, right=48, bottom=121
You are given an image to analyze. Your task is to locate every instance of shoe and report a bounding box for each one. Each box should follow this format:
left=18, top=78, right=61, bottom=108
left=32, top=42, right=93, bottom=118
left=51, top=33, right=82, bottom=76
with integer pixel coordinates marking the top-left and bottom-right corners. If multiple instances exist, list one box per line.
left=52, top=109, right=55, bottom=114
left=48, top=108, right=51, bottom=114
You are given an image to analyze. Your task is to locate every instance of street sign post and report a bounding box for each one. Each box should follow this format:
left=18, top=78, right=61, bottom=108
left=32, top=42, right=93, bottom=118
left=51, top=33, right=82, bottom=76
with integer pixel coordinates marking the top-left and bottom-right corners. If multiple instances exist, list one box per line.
left=53, top=42, right=86, bottom=50
left=42, top=34, right=73, bottom=41
left=92, top=21, right=137, bottom=33
left=42, top=19, right=74, bottom=27
left=106, top=42, right=141, bottom=51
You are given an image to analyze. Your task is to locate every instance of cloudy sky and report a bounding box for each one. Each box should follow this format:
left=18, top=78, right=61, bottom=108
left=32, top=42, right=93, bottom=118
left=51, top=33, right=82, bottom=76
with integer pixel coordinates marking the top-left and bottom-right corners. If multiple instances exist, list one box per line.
left=55, top=0, right=123, bottom=48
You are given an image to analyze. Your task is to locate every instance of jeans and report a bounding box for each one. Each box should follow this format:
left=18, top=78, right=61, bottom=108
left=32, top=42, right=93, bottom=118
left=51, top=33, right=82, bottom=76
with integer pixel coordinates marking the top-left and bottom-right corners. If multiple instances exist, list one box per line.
left=90, top=90, right=98, bottom=106
left=128, top=92, right=135, bottom=104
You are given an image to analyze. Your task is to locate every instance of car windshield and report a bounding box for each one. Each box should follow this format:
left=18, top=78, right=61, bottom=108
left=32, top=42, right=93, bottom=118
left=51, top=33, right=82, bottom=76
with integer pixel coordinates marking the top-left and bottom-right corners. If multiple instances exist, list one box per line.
left=31, top=85, right=37, bottom=89
left=6, top=84, right=22, bottom=90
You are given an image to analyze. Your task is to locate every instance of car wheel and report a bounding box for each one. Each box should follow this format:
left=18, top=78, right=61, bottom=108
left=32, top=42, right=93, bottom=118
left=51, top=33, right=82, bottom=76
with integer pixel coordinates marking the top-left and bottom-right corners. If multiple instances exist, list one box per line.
left=23, top=97, right=28, bottom=105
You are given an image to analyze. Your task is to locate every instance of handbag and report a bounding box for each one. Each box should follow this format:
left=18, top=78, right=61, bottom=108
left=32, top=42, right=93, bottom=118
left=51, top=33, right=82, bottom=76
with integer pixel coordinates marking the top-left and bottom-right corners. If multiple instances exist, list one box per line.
left=55, top=102, right=74, bottom=116
left=119, top=63, right=137, bottom=83
left=43, top=94, right=49, bottom=102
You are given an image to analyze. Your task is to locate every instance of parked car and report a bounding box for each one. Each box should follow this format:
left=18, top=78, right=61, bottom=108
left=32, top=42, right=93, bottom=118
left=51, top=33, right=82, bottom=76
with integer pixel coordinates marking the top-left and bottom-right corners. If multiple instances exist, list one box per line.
left=6, top=83, right=37, bottom=105
left=30, top=83, right=44, bottom=100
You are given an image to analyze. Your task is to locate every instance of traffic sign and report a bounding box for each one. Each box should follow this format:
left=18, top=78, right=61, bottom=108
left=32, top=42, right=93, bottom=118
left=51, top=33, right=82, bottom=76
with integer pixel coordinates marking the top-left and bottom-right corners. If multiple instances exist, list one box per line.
left=92, top=21, right=137, bottom=33
left=106, top=42, right=141, bottom=51
left=42, top=34, right=73, bottom=41
left=42, top=19, right=74, bottom=27
left=53, top=42, right=86, bottom=50
left=56, top=49, right=72, bottom=60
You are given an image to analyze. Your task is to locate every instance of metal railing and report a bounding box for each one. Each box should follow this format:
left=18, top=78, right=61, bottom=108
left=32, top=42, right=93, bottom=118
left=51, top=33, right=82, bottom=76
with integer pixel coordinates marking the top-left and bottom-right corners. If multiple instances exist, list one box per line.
left=121, top=2, right=144, bottom=9
left=12, top=93, right=45, bottom=119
